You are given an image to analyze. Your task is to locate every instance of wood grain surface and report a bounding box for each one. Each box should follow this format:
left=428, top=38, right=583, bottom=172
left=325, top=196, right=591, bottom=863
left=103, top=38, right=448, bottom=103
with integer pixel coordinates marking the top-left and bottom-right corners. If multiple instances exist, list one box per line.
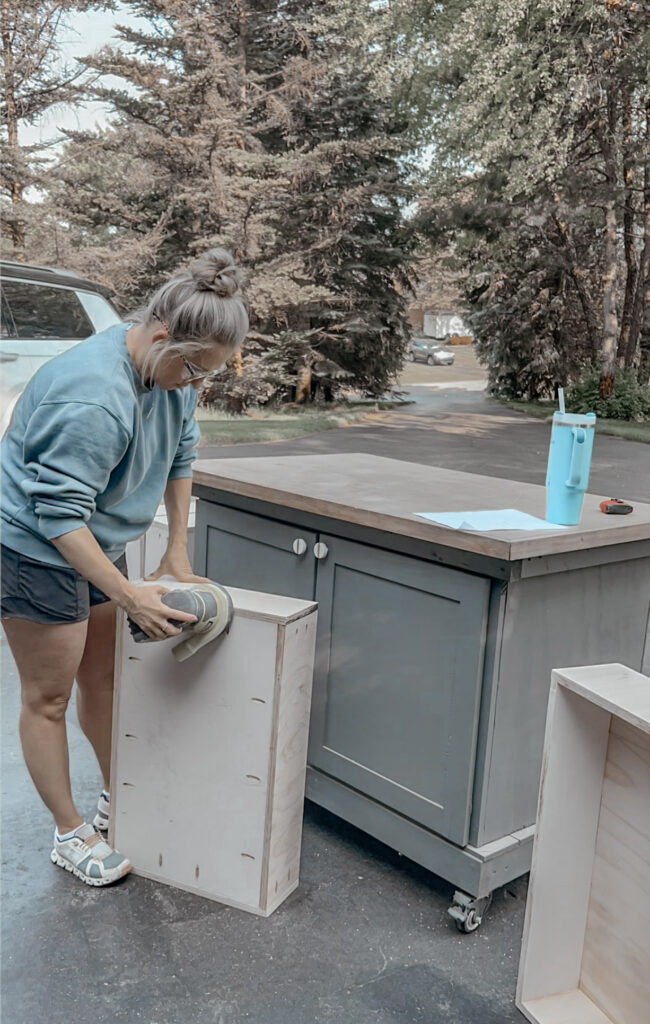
left=580, top=718, right=650, bottom=1024
left=110, top=583, right=318, bottom=916
left=193, top=454, right=650, bottom=561
left=517, top=665, right=650, bottom=1024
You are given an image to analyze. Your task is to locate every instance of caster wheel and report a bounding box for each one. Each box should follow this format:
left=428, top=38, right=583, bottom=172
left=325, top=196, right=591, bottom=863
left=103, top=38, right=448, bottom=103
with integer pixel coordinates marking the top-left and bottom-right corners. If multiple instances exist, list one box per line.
left=456, top=908, right=481, bottom=933
left=448, top=891, right=493, bottom=933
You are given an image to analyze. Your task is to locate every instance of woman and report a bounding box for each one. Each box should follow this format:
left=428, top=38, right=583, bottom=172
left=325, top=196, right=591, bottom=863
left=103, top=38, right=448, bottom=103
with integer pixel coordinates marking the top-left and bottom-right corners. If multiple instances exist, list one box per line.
left=1, top=248, right=248, bottom=886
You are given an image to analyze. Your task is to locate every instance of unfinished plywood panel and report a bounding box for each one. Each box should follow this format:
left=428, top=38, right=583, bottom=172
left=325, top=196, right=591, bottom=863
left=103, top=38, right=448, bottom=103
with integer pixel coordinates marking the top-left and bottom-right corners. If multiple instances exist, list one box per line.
left=110, top=580, right=317, bottom=916
left=517, top=664, right=650, bottom=1024
left=521, top=992, right=613, bottom=1024
left=580, top=717, right=650, bottom=1024
left=260, top=615, right=318, bottom=914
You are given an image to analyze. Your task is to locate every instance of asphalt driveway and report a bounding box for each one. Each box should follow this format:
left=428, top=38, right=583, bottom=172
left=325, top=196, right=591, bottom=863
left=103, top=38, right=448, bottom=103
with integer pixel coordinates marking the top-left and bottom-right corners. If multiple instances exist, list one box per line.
left=200, top=387, right=650, bottom=504
left=3, top=383, right=647, bottom=1024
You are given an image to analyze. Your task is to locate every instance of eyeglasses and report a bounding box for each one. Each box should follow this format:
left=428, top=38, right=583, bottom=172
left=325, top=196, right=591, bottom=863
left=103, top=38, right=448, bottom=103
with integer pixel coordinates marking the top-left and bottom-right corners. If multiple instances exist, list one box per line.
left=151, top=315, right=223, bottom=383
left=180, top=355, right=227, bottom=383
left=180, top=355, right=211, bottom=382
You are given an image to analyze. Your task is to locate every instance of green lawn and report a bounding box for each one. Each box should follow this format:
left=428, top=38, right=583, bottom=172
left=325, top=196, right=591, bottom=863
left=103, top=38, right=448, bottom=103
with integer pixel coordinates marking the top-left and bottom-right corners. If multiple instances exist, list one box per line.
left=501, top=400, right=650, bottom=444
left=196, top=401, right=403, bottom=446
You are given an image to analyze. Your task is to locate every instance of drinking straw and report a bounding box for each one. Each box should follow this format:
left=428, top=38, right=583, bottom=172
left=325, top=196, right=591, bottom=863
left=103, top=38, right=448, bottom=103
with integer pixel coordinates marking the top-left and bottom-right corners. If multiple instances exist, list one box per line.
left=558, top=387, right=565, bottom=414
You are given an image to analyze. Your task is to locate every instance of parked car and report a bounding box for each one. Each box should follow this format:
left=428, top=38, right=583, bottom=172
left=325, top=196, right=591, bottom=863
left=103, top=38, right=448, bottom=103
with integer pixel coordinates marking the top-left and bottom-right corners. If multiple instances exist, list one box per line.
left=405, top=337, right=455, bottom=366
left=1, top=261, right=122, bottom=436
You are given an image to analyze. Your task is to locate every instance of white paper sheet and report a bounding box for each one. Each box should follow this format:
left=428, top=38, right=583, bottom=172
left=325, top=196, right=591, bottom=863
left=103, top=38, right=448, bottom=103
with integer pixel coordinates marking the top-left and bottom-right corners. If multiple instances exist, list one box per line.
left=414, top=509, right=568, bottom=532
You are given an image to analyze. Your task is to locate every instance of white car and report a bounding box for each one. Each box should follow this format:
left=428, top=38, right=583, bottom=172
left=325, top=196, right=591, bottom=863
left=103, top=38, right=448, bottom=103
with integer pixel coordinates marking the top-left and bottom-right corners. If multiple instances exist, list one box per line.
left=1, top=261, right=122, bottom=436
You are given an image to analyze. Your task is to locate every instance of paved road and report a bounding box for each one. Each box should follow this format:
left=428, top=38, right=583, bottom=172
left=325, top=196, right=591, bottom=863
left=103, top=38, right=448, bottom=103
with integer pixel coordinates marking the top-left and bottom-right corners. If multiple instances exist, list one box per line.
left=200, top=387, right=650, bottom=504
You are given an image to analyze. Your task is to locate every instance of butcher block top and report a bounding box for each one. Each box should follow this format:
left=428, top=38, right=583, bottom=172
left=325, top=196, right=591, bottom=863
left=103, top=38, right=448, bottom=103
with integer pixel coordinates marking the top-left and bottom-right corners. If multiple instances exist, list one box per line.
left=192, top=454, right=650, bottom=562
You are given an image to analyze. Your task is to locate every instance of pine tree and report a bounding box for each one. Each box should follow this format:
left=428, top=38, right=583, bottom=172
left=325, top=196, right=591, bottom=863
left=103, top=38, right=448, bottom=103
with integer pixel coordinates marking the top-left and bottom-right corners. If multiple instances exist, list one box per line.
left=0, top=0, right=108, bottom=260
left=270, top=2, right=416, bottom=397
left=44, top=1, right=415, bottom=404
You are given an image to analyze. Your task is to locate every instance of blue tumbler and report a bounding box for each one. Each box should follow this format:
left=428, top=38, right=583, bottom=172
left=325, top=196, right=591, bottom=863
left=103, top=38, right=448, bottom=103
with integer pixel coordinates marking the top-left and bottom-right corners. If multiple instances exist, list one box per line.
left=545, top=411, right=596, bottom=525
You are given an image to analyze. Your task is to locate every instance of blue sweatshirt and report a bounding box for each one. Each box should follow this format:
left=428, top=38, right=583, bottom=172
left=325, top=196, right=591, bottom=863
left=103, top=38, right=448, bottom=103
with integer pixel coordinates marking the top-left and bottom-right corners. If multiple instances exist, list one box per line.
left=1, top=322, right=200, bottom=568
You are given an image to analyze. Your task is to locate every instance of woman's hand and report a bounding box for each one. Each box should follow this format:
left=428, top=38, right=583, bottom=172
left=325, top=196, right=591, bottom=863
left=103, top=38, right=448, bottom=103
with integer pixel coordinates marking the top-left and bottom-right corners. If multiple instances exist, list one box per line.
left=123, top=583, right=197, bottom=640
left=146, top=546, right=209, bottom=585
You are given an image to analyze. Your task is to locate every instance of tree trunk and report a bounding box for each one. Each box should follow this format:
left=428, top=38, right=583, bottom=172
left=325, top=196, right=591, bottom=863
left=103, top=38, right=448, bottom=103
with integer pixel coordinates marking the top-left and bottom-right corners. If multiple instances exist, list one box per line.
left=625, top=97, right=650, bottom=371
left=600, top=198, right=618, bottom=397
left=616, top=93, right=638, bottom=368
left=598, top=90, right=619, bottom=399
left=235, top=3, right=248, bottom=111
left=231, top=0, right=247, bottom=388
left=295, top=363, right=312, bottom=404
left=1, top=8, right=25, bottom=259
left=228, top=392, right=245, bottom=413
left=553, top=204, right=599, bottom=358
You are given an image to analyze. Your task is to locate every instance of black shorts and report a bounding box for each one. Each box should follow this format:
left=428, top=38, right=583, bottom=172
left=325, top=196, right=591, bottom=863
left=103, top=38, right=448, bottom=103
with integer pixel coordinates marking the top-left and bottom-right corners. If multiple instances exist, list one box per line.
left=0, top=544, right=129, bottom=625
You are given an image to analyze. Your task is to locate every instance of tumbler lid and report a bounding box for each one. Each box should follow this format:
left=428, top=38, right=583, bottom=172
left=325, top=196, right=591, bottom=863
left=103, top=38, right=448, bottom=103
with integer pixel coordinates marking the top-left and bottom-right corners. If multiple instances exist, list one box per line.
left=552, top=412, right=596, bottom=428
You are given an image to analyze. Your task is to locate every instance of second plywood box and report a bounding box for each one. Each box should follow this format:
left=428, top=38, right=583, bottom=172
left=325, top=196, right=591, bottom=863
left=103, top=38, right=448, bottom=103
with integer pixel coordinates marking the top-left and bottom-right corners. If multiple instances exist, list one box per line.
left=110, top=581, right=318, bottom=916
left=517, top=663, right=650, bottom=1024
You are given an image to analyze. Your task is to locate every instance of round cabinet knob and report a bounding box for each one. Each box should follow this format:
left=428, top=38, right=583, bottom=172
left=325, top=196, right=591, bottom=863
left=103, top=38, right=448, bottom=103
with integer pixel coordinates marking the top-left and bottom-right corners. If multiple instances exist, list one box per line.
left=292, top=538, right=308, bottom=556
left=313, top=542, right=329, bottom=560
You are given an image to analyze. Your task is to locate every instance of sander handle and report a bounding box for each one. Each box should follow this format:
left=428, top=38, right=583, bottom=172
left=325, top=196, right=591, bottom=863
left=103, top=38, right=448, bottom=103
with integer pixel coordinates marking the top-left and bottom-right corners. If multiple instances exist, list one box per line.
left=128, top=590, right=200, bottom=643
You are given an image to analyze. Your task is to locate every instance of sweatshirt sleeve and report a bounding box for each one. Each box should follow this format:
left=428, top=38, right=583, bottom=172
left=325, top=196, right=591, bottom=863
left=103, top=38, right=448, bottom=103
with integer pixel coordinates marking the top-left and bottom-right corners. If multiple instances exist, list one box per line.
left=168, top=389, right=200, bottom=481
left=21, top=401, right=131, bottom=540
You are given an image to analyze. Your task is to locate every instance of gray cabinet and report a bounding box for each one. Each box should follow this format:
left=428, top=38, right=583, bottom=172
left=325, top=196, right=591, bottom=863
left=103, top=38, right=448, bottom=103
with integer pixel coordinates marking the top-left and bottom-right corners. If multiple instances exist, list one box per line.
left=195, top=502, right=489, bottom=847
left=310, top=536, right=489, bottom=845
left=196, top=502, right=317, bottom=601
left=191, top=454, right=650, bottom=911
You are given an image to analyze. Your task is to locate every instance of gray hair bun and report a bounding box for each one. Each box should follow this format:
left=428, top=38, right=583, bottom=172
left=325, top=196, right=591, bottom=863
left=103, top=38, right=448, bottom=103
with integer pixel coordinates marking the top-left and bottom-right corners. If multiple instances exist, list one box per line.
left=189, top=248, right=243, bottom=298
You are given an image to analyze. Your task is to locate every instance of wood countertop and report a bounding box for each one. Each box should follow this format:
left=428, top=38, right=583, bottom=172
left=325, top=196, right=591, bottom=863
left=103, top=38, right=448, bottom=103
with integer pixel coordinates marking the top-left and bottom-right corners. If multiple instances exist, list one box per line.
left=192, top=454, right=650, bottom=561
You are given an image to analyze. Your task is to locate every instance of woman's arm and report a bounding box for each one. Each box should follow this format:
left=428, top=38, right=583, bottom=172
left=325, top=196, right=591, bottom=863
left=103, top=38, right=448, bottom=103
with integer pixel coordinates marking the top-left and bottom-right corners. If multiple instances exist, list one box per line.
left=164, top=476, right=193, bottom=552
left=146, top=477, right=208, bottom=583
left=52, top=527, right=197, bottom=638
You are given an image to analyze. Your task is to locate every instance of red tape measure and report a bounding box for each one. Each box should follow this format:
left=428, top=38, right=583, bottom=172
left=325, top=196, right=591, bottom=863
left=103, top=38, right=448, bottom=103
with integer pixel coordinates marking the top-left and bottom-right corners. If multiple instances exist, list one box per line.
left=599, top=498, right=633, bottom=515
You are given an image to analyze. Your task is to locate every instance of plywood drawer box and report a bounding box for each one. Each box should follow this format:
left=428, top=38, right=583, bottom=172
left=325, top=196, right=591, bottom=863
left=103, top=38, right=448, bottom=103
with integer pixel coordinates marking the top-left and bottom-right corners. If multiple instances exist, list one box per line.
left=517, top=663, right=650, bottom=1024
left=110, top=582, right=318, bottom=916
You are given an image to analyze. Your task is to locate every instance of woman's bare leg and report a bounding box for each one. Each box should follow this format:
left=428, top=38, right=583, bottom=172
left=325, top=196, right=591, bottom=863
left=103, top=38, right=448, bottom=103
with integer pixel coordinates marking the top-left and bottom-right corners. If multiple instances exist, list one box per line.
left=75, top=600, right=118, bottom=791
left=2, top=616, right=88, bottom=834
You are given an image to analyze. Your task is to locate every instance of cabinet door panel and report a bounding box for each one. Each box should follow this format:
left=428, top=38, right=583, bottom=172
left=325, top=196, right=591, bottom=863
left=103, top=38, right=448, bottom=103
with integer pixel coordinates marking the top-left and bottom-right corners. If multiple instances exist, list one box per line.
left=196, top=502, right=317, bottom=601
left=310, top=536, right=489, bottom=845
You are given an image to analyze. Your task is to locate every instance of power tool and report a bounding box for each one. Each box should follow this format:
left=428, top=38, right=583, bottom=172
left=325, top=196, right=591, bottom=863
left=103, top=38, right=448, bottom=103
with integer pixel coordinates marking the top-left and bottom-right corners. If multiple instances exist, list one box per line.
left=599, top=498, right=633, bottom=515
left=128, top=581, right=234, bottom=662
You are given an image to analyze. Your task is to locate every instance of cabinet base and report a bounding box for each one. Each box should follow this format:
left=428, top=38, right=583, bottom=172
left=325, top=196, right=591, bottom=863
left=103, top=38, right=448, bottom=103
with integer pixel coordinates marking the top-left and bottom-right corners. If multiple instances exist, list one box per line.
left=306, top=766, right=534, bottom=899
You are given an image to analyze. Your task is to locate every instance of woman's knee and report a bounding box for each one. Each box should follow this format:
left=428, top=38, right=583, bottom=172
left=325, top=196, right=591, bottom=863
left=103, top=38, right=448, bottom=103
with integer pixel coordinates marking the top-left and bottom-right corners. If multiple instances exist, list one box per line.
left=3, top=618, right=87, bottom=724
left=21, top=679, right=74, bottom=722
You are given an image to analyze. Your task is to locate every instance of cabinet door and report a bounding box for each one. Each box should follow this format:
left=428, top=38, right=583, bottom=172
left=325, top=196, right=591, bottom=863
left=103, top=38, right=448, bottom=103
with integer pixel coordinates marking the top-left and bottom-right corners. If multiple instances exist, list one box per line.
left=310, top=536, right=489, bottom=846
left=196, top=502, right=318, bottom=601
